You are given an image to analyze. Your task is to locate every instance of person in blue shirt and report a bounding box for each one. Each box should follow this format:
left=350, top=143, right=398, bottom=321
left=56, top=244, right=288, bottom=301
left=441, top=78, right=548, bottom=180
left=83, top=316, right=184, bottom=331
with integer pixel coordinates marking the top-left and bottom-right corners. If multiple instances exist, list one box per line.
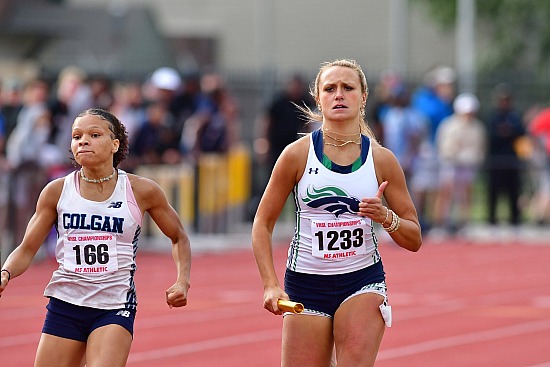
left=410, top=66, right=456, bottom=233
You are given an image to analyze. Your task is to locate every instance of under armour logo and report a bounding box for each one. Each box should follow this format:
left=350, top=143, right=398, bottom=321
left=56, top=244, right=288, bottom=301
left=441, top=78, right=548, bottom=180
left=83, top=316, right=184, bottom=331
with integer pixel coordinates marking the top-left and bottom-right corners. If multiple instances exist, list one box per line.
left=108, top=201, right=123, bottom=208
left=308, top=168, right=319, bottom=174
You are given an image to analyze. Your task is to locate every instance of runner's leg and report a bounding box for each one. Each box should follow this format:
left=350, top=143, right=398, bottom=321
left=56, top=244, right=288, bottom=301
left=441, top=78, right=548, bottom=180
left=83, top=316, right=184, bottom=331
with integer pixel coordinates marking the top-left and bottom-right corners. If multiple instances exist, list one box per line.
left=84, top=324, right=132, bottom=367
left=282, top=314, right=334, bottom=367
left=333, top=293, right=385, bottom=367
left=34, top=333, right=86, bottom=367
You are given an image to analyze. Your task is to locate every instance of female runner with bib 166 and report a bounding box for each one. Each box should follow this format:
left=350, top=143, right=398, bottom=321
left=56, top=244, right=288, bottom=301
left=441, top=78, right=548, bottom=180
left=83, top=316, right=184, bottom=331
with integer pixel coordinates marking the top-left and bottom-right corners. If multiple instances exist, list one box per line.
left=252, top=59, right=422, bottom=367
left=0, top=108, right=192, bottom=367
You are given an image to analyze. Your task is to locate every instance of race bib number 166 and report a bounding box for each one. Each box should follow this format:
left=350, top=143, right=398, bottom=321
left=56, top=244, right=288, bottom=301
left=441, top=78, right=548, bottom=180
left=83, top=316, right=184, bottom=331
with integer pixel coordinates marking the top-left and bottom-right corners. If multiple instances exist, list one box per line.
left=63, top=233, right=118, bottom=274
left=311, top=219, right=367, bottom=260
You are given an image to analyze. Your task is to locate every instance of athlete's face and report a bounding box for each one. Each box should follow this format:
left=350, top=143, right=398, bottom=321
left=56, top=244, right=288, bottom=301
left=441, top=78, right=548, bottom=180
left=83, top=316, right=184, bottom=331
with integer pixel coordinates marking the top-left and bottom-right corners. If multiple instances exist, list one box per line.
left=71, top=114, right=120, bottom=166
left=317, top=66, right=366, bottom=123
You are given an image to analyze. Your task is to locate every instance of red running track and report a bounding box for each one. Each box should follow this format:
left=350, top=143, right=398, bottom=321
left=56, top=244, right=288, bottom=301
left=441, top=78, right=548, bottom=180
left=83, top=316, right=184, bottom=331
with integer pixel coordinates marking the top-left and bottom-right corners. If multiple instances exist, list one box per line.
left=1, top=238, right=550, bottom=366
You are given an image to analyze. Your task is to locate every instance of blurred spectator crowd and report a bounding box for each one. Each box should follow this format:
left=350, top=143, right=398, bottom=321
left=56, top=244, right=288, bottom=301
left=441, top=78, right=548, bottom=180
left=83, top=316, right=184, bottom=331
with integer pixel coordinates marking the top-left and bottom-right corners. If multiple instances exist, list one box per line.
left=1, top=64, right=550, bottom=254
left=0, top=66, right=240, bottom=253
left=368, top=66, right=550, bottom=238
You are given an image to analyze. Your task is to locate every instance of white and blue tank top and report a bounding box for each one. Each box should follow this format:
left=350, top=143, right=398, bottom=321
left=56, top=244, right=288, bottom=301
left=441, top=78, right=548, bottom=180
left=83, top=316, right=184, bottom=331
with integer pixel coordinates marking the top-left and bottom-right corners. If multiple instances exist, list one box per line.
left=44, top=170, right=142, bottom=310
left=287, top=130, right=381, bottom=275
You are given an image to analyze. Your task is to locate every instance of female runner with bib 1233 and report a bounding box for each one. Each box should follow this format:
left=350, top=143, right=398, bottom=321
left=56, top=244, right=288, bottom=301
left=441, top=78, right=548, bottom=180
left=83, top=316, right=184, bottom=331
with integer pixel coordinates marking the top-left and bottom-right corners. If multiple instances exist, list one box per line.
left=252, top=59, right=422, bottom=367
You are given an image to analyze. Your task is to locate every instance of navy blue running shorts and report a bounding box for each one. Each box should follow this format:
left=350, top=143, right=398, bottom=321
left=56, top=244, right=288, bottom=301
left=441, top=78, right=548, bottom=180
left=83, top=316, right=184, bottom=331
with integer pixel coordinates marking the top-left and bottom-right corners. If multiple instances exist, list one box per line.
left=42, top=297, right=136, bottom=342
left=284, top=261, right=386, bottom=318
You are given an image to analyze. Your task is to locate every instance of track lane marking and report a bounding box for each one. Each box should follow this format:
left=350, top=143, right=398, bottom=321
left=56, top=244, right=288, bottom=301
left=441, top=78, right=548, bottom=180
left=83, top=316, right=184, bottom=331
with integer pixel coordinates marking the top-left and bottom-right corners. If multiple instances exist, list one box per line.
left=377, top=319, right=550, bottom=360
left=127, top=329, right=281, bottom=362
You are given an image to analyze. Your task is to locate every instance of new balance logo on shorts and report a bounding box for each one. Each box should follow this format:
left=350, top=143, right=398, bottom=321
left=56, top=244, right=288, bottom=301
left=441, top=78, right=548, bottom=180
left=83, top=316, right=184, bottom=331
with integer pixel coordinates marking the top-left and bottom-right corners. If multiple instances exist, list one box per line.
left=116, top=310, right=131, bottom=318
left=108, top=201, right=123, bottom=208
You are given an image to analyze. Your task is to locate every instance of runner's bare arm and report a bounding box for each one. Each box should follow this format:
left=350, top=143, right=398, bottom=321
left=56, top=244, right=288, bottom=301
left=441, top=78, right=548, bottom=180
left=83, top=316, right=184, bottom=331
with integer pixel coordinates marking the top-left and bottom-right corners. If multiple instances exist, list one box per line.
left=252, top=138, right=308, bottom=314
left=132, top=175, right=191, bottom=308
left=371, top=145, right=422, bottom=251
left=0, top=179, right=62, bottom=292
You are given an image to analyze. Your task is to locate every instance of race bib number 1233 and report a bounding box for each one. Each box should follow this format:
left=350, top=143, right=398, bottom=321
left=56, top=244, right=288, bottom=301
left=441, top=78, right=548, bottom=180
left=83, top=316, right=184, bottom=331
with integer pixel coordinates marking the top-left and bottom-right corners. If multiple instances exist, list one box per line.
left=311, top=219, right=367, bottom=260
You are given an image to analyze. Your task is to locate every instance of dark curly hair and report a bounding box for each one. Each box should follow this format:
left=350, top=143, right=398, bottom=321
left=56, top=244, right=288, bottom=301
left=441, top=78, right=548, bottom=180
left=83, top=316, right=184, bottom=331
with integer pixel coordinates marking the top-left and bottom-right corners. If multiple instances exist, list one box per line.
left=72, top=108, right=129, bottom=168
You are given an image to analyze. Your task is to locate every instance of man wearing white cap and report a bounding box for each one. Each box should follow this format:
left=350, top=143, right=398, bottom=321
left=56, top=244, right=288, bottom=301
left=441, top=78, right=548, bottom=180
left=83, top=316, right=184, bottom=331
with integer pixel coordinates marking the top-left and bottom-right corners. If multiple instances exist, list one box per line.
left=151, top=67, right=181, bottom=92
left=433, top=92, right=487, bottom=235
left=139, top=67, right=186, bottom=163
left=148, top=67, right=182, bottom=106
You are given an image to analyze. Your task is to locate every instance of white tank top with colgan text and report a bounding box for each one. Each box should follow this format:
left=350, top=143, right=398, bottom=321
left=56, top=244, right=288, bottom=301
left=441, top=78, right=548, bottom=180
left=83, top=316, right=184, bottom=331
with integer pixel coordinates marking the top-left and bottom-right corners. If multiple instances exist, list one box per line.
left=44, top=170, right=142, bottom=310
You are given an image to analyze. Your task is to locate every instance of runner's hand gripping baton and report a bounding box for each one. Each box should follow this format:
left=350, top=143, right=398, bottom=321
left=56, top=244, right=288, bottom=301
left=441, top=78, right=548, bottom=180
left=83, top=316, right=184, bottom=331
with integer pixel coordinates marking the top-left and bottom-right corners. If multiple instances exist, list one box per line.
left=277, top=299, right=304, bottom=314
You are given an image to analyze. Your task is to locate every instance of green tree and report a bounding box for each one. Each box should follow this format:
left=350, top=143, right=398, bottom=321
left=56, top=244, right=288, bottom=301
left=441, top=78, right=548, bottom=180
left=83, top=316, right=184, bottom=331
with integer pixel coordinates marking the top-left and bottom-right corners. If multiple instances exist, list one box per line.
left=412, top=0, right=550, bottom=71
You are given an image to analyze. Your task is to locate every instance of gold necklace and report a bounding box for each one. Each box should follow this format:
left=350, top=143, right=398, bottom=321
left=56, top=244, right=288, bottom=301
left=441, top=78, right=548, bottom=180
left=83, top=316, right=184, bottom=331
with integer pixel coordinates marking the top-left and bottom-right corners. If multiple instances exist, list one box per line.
left=80, top=168, right=116, bottom=183
left=324, top=140, right=361, bottom=147
left=322, top=127, right=361, bottom=137
left=323, top=131, right=361, bottom=147
left=325, top=141, right=361, bottom=147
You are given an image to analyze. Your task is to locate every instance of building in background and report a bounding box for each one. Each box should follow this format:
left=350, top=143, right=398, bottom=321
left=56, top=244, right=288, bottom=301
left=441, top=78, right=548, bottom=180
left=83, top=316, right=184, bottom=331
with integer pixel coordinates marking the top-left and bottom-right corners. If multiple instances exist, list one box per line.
left=0, top=0, right=456, bottom=80
left=0, top=0, right=174, bottom=79
left=0, top=0, right=464, bottom=148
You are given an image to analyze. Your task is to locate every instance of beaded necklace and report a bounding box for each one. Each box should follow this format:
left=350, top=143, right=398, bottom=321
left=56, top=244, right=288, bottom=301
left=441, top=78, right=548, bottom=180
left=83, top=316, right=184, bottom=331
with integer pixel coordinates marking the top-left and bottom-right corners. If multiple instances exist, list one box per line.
left=80, top=168, right=116, bottom=183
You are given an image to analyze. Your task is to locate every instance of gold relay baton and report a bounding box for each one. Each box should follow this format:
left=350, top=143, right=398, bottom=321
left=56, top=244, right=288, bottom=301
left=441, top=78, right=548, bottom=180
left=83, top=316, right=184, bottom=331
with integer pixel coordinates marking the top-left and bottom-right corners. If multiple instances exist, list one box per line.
left=277, top=299, right=304, bottom=314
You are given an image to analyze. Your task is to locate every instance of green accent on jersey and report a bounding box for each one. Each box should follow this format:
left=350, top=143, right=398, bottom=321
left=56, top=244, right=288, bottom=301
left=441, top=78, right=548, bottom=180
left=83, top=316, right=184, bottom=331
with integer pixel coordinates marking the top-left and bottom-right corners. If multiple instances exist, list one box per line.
left=302, top=185, right=350, bottom=203
left=289, top=185, right=301, bottom=270
left=322, top=154, right=362, bottom=173
left=322, top=154, right=332, bottom=169
left=351, top=157, right=362, bottom=171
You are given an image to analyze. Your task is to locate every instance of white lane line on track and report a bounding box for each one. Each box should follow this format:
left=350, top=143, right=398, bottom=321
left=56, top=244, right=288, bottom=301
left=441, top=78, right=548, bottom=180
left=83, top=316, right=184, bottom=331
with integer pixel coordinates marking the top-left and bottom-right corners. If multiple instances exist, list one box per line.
left=136, top=304, right=262, bottom=329
left=128, top=318, right=550, bottom=363
left=377, top=318, right=550, bottom=360
left=127, top=329, right=281, bottom=362
left=0, top=333, right=39, bottom=348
